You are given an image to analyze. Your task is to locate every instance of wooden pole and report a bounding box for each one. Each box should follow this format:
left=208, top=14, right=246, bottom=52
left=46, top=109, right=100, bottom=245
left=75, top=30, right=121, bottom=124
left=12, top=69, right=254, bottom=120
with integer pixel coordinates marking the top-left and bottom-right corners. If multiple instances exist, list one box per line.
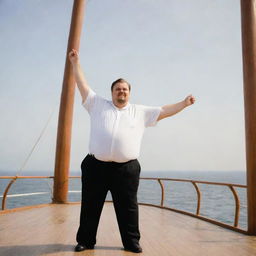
left=53, top=0, right=86, bottom=203
left=240, top=0, right=256, bottom=235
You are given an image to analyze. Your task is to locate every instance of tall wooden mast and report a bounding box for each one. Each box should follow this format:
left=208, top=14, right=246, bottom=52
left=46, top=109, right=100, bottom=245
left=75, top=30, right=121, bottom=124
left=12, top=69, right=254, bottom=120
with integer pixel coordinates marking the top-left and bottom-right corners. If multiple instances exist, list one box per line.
left=240, top=0, right=256, bottom=235
left=53, top=0, right=86, bottom=203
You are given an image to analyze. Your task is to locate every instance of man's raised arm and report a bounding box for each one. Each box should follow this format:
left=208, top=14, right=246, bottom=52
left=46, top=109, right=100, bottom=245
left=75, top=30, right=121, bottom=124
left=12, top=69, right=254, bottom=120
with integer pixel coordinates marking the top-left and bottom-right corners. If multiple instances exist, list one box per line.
left=69, top=49, right=90, bottom=103
left=157, top=95, right=196, bottom=121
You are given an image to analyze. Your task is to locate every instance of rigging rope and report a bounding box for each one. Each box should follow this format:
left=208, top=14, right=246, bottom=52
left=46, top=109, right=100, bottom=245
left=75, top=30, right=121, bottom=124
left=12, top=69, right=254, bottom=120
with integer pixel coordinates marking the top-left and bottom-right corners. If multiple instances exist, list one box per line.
left=15, top=103, right=58, bottom=177
left=9, top=102, right=59, bottom=198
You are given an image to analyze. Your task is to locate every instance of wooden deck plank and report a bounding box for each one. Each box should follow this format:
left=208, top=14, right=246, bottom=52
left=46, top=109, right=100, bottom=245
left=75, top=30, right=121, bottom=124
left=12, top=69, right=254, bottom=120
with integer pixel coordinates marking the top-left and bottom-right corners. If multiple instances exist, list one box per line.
left=0, top=203, right=256, bottom=256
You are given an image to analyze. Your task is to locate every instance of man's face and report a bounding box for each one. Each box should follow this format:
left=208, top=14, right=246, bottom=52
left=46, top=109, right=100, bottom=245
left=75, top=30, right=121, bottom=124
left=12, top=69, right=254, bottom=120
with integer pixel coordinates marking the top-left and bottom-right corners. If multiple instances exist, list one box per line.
left=111, top=82, right=130, bottom=105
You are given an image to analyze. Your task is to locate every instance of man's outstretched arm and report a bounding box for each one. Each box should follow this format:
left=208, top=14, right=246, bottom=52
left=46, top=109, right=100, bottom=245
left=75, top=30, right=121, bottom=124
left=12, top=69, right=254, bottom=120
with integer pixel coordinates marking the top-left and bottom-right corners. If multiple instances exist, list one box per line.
left=69, top=49, right=90, bottom=103
left=157, top=95, right=196, bottom=121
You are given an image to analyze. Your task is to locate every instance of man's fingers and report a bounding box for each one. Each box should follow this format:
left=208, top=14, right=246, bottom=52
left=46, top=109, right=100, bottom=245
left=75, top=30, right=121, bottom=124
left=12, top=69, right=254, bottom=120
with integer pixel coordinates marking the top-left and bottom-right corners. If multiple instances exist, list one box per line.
left=186, top=95, right=196, bottom=105
left=190, top=96, right=196, bottom=104
left=68, top=49, right=79, bottom=61
left=69, top=49, right=77, bottom=55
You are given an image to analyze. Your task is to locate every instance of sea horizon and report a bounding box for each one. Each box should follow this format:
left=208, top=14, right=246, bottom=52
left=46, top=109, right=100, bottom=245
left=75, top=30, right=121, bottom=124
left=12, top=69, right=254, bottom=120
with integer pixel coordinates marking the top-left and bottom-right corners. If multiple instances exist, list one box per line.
left=0, top=169, right=247, bottom=184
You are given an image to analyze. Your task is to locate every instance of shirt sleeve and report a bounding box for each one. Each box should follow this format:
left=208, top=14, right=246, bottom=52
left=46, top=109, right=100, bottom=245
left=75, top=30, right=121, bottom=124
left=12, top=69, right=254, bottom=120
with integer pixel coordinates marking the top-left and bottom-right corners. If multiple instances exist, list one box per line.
left=82, top=88, right=103, bottom=113
left=141, top=105, right=162, bottom=127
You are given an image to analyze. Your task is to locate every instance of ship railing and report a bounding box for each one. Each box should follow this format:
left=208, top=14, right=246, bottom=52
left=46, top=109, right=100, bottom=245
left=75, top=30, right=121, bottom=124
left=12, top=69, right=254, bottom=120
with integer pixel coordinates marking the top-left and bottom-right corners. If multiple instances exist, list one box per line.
left=139, top=177, right=247, bottom=234
left=0, top=176, right=247, bottom=234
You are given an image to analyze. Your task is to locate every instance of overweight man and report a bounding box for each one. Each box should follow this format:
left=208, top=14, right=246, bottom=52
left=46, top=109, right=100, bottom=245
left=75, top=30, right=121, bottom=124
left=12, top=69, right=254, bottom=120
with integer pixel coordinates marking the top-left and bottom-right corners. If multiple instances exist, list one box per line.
left=69, top=49, right=195, bottom=253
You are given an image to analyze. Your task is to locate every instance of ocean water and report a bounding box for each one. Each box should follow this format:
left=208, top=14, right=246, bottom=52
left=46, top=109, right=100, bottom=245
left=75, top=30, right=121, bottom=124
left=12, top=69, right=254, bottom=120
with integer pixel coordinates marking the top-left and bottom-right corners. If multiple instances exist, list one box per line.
left=0, top=170, right=247, bottom=230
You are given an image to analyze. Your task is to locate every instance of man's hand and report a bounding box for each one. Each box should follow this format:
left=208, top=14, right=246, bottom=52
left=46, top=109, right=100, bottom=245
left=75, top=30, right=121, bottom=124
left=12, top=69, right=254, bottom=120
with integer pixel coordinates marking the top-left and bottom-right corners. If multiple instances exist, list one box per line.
left=184, top=94, right=196, bottom=107
left=69, top=49, right=79, bottom=65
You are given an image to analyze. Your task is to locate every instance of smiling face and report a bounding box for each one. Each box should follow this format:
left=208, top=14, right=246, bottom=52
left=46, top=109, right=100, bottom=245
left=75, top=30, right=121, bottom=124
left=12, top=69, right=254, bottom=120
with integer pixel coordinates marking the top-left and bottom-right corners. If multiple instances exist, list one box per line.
left=111, top=82, right=131, bottom=108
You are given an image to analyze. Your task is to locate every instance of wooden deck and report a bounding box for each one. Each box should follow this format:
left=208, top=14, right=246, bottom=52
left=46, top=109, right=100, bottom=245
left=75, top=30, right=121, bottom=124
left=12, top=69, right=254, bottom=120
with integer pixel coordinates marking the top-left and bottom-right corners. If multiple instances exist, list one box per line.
left=0, top=202, right=256, bottom=256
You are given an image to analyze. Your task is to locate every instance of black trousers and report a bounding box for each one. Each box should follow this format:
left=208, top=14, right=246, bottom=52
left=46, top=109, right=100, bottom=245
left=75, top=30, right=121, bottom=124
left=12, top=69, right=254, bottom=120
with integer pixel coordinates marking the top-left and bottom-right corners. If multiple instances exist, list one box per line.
left=76, top=154, right=141, bottom=248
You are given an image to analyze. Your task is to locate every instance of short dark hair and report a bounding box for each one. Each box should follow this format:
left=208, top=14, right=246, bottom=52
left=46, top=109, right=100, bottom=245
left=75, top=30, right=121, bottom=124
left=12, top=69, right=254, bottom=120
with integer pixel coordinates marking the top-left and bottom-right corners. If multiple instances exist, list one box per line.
left=111, top=78, right=131, bottom=92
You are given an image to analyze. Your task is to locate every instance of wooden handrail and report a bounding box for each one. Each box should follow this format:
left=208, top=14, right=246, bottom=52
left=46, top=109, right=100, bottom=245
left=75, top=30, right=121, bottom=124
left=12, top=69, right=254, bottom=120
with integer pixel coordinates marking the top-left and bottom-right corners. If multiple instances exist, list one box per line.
left=191, top=181, right=201, bottom=215
left=2, top=177, right=18, bottom=211
left=0, top=175, right=247, bottom=233
left=157, top=179, right=165, bottom=207
left=153, top=178, right=244, bottom=228
left=0, top=176, right=79, bottom=210
left=140, top=177, right=246, bottom=188
left=228, top=185, right=240, bottom=227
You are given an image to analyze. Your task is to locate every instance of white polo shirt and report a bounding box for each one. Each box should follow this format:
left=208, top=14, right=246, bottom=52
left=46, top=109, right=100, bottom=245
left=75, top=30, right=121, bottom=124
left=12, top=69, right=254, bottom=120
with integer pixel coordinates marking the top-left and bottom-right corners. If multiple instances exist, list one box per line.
left=82, top=89, right=162, bottom=163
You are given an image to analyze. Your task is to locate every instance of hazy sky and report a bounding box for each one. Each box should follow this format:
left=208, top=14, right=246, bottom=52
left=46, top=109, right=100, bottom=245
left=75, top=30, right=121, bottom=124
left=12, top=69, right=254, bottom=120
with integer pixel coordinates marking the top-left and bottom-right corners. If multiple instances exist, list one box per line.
left=0, top=0, right=246, bottom=173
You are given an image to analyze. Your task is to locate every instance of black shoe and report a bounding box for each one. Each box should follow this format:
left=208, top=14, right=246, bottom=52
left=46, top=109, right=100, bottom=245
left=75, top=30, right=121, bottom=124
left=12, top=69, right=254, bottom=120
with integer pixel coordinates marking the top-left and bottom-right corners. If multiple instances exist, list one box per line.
left=124, top=244, right=143, bottom=253
left=74, top=244, right=94, bottom=252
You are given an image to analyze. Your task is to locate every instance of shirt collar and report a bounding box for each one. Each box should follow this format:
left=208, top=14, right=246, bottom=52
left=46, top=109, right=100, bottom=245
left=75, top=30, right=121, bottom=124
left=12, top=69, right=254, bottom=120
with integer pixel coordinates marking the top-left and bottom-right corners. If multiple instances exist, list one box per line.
left=110, top=101, right=130, bottom=110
